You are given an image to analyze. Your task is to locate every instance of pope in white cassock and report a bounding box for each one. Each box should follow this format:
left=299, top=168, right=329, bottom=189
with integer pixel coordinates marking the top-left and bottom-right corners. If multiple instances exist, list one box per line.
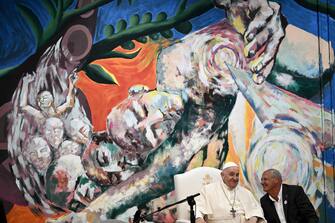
left=195, top=162, right=265, bottom=223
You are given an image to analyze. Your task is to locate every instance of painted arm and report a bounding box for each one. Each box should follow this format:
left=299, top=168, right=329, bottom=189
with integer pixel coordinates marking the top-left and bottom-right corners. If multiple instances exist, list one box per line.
left=56, top=71, right=77, bottom=115
left=19, top=74, right=42, bottom=117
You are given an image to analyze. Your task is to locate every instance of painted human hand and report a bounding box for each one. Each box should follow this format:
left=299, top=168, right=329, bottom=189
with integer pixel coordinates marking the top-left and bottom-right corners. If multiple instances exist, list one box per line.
left=20, top=74, right=35, bottom=108
left=22, top=74, right=34, bottom=87
left=68, top=68, right=78, bottom=89
left=215, top=0, right=287, bottom=84
left=244, top=1, right=286, bottom=84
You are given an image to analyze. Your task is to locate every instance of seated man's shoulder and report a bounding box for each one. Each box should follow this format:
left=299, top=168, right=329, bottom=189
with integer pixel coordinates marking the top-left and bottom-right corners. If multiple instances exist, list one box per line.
left=235, top=185, right=258, bottom=199
left=283, top=184, right=305, bottom=193
left=237, top=185, right=254, bottom=193
left=283, top=184, right=303, bottom=192
left=260, top=193, right=268, bottom=201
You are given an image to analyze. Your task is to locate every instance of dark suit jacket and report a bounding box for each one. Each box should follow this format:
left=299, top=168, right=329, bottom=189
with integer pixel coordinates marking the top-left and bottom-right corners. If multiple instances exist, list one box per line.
left=260, top=184, right=319, bottom=223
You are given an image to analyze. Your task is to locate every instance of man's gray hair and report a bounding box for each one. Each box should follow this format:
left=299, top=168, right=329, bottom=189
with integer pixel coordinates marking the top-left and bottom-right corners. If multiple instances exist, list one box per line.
left=266, top=169, right=282, bottom=181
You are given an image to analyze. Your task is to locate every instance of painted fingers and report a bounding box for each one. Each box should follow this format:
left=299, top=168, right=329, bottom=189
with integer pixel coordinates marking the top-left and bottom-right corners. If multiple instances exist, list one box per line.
left=244, top=2, right=286, bottom=84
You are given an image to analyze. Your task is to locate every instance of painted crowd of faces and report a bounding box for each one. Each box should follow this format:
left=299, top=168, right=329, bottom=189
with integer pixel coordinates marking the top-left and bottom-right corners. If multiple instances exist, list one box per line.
left=19, top=73, right=100, bottom=210
left=18, top=68, right=184, bottom=212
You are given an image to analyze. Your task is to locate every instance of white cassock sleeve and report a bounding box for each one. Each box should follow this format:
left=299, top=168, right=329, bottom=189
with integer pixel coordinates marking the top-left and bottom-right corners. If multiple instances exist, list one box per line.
left=195, top=184, right=214, bottom=219
left=238, top=187, right=265, bottom=221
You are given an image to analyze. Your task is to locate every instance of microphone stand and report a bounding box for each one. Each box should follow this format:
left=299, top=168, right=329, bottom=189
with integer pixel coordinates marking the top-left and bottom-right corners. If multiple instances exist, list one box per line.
left=187, top=195, right=196, bottom=223
left=137, top=193, right=200, bottom=223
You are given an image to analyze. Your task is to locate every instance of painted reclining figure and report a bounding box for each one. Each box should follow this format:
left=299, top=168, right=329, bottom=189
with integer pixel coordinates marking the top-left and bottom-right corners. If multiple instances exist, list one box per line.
left=50, top=0, right=287, bottom=221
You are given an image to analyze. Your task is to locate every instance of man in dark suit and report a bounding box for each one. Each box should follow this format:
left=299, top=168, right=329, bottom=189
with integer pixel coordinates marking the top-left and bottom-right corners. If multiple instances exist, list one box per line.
left=260, top=169, right=319, bottom=223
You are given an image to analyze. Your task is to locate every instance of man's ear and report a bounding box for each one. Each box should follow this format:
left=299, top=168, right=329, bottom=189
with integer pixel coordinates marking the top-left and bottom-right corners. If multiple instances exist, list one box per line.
left=274, top=178, right=281, bottom=185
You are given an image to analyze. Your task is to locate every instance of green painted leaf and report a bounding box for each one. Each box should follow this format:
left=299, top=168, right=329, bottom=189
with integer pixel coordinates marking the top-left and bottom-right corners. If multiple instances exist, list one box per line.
left=136, top=36, right=148, bottom=43
left=176, top=0, right=188, bottom=15
left=149, top=33, right=159, bottom=41
left=160, top=30, right=173, bottom=39
left=175, top=21, right=192, bottom=34
left=156, top=12, right=167, bottom=22
left=116, top=19, right=127, bottom=32
left=129, top=14, right=140, bottom=26
left=121, top=41, right=135, bottom=50
left=17, top=4, right=43, bottom=44
left=142, top=12, right=152, bottom=23
left=83, top=64, right=119, bottom=85
left=108, top=49, right=141, bottom=59
left=103, top=24, right=115, bottom=37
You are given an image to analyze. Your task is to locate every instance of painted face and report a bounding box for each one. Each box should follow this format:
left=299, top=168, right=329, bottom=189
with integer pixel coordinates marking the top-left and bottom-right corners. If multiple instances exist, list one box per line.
left=44, top=117, right=64, bottom=148
left=26, top=137, right=52, bottom=174
left=221, top=166, right=239, bottom=189
left=57, top=140, right=82, bottom=158
left=107, top=90, right=183, bottom=156
left=45, top=155, right=86, bottom=208
left=261, top=171, right=280, bottom=193
left=68, top=118, right=91, bottom=145
left=37, top=91, right=54, bottom=109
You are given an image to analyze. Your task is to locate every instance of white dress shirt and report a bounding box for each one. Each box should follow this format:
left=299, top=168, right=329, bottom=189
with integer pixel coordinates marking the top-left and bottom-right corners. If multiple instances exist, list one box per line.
left=269, top=185, right=287, bottom=223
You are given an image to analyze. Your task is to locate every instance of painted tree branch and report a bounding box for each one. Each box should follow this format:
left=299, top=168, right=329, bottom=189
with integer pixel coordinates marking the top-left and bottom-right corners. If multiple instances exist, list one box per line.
left=85, top=0, right=214, bottom=66
left=63, top=0, right=112, bottom=23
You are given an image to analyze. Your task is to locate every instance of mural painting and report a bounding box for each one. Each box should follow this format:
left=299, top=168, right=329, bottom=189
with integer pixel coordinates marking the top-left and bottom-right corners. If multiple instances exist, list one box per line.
left=0, top=0, right=334, bottom=222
